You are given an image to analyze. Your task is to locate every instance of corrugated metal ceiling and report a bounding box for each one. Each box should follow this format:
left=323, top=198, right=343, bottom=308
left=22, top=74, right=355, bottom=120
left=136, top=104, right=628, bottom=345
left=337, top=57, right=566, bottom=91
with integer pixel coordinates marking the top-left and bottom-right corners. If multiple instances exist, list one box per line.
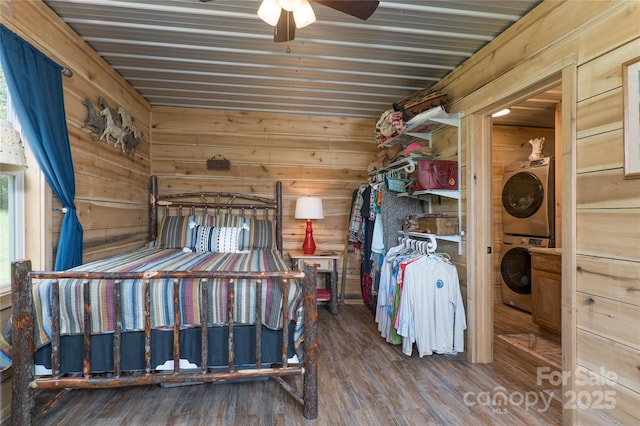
left=43, top=0, right=543, bottom=120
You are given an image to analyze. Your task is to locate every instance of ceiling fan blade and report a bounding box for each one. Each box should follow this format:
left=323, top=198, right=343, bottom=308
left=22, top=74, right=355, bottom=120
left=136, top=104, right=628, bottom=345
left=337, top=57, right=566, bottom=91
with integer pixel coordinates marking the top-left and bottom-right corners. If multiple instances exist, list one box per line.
left=274, top=9, right=296, bottom=42
left=313, top=0, right=379, bottom=20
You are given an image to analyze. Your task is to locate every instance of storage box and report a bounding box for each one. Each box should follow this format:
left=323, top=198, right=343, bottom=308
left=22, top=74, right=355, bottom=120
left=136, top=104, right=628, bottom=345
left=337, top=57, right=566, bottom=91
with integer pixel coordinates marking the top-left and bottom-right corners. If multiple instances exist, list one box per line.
left=404, top=213, right=459, bottom=235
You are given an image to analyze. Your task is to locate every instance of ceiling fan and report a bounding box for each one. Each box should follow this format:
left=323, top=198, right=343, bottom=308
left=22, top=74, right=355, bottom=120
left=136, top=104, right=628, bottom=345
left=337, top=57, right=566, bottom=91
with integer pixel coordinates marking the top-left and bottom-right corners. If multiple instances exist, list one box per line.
left=200, top=0, right=379, bottom=42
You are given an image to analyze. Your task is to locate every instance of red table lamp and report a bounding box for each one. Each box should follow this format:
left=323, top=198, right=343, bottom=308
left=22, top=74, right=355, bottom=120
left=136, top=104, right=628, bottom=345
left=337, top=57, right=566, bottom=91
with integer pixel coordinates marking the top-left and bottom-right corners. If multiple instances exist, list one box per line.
left=295, top=196, right=324, bottom=255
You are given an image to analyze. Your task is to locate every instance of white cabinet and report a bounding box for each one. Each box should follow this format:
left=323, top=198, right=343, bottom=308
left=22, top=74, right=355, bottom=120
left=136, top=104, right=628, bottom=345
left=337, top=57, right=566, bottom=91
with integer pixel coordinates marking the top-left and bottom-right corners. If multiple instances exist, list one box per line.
left=372, top=108, right=464, bottom=254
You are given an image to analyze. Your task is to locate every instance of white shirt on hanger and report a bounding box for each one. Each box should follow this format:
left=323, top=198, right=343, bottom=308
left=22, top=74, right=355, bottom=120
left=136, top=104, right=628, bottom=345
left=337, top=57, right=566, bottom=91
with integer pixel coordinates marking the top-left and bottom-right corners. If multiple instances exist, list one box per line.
left=397, top=255, right=466, bottom=357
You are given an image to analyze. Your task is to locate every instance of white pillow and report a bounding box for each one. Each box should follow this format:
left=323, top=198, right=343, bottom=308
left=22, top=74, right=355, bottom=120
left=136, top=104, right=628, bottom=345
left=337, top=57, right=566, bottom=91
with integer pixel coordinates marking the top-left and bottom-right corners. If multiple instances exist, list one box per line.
left=214, top=226, right=242, bottom=253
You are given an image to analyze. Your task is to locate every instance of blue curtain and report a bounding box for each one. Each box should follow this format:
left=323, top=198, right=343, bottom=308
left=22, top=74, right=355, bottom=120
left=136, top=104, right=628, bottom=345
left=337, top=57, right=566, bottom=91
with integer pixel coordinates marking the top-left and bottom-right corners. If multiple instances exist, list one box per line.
left=0, top=25, right=83, bottom=270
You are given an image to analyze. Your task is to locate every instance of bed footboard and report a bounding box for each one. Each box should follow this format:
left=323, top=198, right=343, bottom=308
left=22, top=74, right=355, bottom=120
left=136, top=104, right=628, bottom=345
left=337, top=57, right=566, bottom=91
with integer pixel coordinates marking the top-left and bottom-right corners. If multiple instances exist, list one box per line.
left=9, top=260, right=318, bottom=423
left=11, top=260, right=35, bottom=426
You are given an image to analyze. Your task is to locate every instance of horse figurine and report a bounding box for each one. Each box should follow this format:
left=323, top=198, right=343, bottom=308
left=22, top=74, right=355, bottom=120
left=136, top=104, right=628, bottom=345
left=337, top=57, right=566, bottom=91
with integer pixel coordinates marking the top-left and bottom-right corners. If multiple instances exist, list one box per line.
left=123, top=132, right=139, bottom=156
left=99, top=107, right=126, bottom=150
left=130, top=121, right=143, bottom=144
left=118, top=106, right=132, bottom=131
left=81, top=98, right=105, bottom=139
left=528, top=137, right=545, bottom=161
left=98, top=96, right=120, bottom=128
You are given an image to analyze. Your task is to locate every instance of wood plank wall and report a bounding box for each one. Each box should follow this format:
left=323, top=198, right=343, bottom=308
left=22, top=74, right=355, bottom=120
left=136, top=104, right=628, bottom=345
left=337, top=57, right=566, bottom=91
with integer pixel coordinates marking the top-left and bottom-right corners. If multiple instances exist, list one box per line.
left=491, top=125, right=555, bottom=304
left=574, top=36, right=640, bottom=426
left=150, top=107, right=377, bottom=302
left=432, top=1, right=640, bottom=423
left=1, top=1, right=152, bottom=421
left=1, top=0, right=152, bottom=268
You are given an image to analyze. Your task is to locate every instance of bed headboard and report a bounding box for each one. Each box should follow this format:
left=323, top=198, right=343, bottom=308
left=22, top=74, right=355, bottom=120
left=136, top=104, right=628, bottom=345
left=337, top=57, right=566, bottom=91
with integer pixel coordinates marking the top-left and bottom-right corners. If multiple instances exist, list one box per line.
left=149, top=176, right=283, bottom=253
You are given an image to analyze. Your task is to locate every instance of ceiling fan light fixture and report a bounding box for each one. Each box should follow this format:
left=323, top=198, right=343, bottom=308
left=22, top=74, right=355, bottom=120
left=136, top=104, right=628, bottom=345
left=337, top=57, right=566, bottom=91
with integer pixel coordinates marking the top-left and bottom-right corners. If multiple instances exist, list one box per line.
left=294, top=0, right=315, bottom=28
left=278, top=0, right=302, bottom=12
left=258, top=0, right=282, bottom=26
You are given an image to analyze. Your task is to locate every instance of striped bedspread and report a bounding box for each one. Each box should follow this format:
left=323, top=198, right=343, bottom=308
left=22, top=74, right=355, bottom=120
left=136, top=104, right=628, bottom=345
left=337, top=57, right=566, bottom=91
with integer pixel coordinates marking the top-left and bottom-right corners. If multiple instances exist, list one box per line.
left=1, top=248, right=302, bottom=369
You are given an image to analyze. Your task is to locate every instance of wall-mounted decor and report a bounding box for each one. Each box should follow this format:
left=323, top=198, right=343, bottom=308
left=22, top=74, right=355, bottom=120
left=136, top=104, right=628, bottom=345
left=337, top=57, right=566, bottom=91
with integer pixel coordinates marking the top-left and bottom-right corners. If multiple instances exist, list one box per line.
left=206, top=154, right=231, bottom=170
left=81, top=96, right=143, bottom=156
left=623, top=56, right=640, bottom=178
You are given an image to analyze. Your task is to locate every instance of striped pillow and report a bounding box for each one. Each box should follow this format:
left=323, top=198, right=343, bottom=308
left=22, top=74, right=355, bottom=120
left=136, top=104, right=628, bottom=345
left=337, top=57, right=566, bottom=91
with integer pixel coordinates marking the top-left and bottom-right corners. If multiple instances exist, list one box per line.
left=193, top=224, right=246, bottom=253
left=156, top=215, right=208, bottom=249
left=221, top=214, right=276, bottom=250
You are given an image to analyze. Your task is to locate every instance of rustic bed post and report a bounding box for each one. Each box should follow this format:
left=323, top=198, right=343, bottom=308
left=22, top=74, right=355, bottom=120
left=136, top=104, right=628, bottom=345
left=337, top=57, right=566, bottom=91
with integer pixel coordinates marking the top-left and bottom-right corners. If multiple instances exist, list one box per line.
left=302, top=263, right=318, bottom=419
left=11, top=260, right=35, bottom=425
left=150, top=175, right=158, bottom=242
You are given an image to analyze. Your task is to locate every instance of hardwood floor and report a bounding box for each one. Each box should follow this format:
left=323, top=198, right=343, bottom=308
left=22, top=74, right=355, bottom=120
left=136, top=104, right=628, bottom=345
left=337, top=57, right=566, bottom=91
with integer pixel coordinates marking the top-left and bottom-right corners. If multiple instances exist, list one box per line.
left=34, top=304, right=562, bottom=425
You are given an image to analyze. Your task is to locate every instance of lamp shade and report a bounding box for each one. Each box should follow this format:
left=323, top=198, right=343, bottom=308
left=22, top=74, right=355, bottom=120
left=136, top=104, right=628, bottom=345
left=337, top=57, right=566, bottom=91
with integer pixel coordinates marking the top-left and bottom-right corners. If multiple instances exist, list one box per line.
left=295, top=196, right=324, bottom=220
left=0, top=119, right=27, bottom=168
left=293, top=0, right=315, bottom=28
left=258, top=0, right=282, bottom=26
left=278, top=0, right=302, bottom=12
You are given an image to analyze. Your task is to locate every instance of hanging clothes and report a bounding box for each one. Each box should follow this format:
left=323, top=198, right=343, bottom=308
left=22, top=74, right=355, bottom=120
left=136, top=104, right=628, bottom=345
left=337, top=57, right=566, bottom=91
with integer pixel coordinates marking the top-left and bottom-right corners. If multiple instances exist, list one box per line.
left=346, top=180, right=425, bottom=308
left=360, top=185, right=375, bottom=274
left=375, top=239, right=466, bottom=357
left=371, top=213, right=385, bottom=255
left=376, top=243, right=404, bottom=340
left=359, top=185, right=376, bottom=304
left=397, top=255, right=466, bottom=357
left=348, top=185, right=367, bottom=245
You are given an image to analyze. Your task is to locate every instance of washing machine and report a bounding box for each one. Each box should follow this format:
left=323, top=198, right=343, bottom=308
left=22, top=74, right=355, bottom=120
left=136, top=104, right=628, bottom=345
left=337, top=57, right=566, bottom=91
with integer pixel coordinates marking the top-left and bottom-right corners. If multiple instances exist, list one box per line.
left=501, top=157, right=554, bottom=239
left=500, top=234, right=550, bottom=312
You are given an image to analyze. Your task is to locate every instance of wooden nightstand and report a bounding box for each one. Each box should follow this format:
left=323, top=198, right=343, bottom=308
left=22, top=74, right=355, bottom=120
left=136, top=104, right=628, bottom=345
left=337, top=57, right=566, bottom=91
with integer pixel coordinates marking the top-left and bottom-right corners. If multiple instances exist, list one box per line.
left=289, top=251, right=340, bottom=315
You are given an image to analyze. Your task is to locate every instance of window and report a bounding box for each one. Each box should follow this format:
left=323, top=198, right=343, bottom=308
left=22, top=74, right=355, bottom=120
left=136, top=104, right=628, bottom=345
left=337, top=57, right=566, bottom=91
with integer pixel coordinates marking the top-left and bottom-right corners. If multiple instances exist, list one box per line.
left=0, top=171, right=24, bottom=286
left=0, top=64, right=26, bottom=288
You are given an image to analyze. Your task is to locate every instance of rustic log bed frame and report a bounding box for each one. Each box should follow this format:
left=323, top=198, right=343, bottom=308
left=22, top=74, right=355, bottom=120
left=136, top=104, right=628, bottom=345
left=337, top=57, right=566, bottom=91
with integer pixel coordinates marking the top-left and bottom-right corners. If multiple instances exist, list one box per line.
left=10, top=176, right=319, bottom=424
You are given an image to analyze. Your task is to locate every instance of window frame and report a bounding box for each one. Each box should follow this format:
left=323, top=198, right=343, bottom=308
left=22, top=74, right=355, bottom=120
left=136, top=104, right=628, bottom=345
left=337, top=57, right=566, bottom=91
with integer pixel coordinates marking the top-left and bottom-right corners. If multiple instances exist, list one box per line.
left=0, top=169, right=25, bottom=289
left=1, top=55, right=51, bottom=299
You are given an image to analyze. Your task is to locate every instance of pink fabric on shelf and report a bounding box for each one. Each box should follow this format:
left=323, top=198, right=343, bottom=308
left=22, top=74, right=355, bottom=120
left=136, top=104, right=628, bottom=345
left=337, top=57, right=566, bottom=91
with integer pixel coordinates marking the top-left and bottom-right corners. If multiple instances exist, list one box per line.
left=400, top=142, right=423, bottom=156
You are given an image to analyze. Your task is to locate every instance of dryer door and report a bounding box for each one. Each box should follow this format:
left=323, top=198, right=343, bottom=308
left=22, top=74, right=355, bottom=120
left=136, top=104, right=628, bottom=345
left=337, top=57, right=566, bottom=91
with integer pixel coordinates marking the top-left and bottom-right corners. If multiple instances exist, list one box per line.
left=500, top=246, right=531, bottom=294
left=502, top=172, right=544, bottom=219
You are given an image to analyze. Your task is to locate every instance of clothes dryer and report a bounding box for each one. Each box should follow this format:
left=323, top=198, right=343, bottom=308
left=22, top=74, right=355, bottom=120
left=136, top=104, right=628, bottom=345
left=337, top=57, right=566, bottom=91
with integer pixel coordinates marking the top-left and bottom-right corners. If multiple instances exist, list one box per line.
left=500, top=234, right=550, bottom=312
left=501, top=157, right=554, bottom=239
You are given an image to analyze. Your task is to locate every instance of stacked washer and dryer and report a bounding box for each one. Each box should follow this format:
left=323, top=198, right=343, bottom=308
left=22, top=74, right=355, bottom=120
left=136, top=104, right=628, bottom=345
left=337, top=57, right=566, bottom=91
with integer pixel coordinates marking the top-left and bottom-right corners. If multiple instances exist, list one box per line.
left=500, top=157, right=554, bottom=313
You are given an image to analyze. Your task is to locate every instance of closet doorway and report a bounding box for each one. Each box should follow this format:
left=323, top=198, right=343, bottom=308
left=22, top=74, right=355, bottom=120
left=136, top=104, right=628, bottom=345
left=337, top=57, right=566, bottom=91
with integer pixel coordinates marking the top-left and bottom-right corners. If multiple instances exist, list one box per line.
left=490, top=84, right=563, bottom=374
left=467, top=61, right=578, bottom=422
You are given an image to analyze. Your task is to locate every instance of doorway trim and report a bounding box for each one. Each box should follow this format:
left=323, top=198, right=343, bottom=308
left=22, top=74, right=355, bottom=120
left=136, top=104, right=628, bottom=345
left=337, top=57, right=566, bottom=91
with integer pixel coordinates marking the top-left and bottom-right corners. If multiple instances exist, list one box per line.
left=465, top=56, right=577, bottom=423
